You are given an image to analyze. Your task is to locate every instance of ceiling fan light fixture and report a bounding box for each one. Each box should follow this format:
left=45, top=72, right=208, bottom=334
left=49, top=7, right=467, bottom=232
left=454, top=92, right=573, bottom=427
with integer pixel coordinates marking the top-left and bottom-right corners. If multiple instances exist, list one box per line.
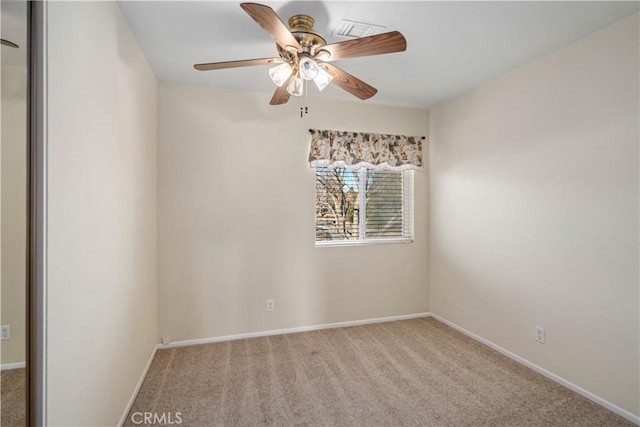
left=287, top=76, right=304, bottom=96
left=313, top=66, right=333, bottom=91
left=193, top=3, right=407, bottom=106
left=269, top=62, right=293, bottom=87
left=299, top=57, right=319, bottom=80
left=313, top=50, right=331, bottom=61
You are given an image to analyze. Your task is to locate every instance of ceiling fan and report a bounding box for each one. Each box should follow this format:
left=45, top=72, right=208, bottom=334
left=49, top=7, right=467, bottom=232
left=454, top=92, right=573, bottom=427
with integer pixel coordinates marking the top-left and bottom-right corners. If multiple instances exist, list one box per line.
left=194, top=2, right=407, bottom=105
left=1, top=39, right=19, bottom=48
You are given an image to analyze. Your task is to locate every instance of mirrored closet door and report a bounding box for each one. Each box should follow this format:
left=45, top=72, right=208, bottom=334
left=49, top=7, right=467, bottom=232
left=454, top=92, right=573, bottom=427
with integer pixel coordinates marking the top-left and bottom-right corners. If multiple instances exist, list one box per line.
left=1, top=0, right=28, bottom=425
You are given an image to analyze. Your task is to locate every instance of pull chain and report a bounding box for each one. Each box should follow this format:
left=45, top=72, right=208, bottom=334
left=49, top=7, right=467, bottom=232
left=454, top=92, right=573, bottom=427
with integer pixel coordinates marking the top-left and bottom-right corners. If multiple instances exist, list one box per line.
left=300, top=79, right=309, bottom=118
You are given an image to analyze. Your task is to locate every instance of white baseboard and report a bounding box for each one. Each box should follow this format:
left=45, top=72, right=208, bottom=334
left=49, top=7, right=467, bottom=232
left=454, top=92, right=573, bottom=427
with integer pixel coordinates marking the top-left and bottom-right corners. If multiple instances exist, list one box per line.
left=429, top=313, right=640, bottom=426
left=158, top=312, right=430, bottom=349
left=118, top=345, right=157, bottom=427
left=1, top=361, right=26, bottom=371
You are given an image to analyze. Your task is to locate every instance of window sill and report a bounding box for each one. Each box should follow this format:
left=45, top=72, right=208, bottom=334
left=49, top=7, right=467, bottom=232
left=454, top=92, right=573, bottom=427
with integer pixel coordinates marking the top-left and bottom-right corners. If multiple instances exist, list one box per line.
left=315, top=238, right=414, bottom=248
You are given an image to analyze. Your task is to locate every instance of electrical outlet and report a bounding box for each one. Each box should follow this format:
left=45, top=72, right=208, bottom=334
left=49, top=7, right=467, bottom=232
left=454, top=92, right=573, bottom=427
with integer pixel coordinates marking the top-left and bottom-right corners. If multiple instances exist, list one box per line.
left=535, top=325, right=545, bottom=344
left=161, top=335, right=171, bottom=345
left=1, top=325, right=10, bottom=340
left=266, top=299, right=274, bottom=312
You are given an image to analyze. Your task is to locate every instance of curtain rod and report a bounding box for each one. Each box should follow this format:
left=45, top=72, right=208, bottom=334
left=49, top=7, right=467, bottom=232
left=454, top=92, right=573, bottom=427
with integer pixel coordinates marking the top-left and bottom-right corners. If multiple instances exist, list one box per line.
left=309, top=129, right=425, bottom=140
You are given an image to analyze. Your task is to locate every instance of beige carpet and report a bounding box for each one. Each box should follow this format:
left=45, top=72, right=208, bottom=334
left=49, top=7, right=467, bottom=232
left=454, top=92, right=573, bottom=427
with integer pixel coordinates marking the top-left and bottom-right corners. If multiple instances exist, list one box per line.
left=1, top=367, right=25, bottom=426
left=125, top=318, right=634, bottom=426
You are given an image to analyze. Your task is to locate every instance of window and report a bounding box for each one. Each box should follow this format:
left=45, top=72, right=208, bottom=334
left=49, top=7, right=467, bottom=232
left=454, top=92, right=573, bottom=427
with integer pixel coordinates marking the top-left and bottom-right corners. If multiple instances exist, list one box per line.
left=315, top=167, right=413, bottom=245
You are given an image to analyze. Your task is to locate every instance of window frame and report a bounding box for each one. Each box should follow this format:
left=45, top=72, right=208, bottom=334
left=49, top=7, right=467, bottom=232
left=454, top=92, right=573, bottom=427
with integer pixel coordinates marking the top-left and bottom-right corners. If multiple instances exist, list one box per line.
left=314, top=167, right=414, bottom=247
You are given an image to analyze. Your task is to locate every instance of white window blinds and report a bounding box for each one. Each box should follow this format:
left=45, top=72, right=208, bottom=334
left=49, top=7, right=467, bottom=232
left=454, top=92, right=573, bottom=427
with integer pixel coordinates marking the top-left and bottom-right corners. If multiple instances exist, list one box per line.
left=315, top=167, right=413, bottom=244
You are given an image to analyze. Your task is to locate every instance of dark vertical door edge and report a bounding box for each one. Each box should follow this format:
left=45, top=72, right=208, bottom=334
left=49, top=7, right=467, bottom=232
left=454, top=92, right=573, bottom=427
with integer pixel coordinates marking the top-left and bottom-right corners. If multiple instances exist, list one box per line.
left=27, top=1, right=47, bottom=425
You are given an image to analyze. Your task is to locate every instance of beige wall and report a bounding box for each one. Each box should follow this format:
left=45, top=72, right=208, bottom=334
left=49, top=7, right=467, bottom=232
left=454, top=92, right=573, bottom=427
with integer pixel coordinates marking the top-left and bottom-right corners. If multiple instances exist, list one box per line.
left=429, top=14, right=639, bottom=416
left=0, top=63, right=27, bottom=365
left=158, top=82, right=429, bottom=342
left=47, top=2, right=158, bottom=425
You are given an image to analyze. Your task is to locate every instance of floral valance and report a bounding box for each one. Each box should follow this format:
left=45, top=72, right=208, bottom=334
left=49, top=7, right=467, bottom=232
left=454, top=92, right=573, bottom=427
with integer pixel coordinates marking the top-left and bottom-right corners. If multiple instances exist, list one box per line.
left=308, top=129, right=424, bottom=171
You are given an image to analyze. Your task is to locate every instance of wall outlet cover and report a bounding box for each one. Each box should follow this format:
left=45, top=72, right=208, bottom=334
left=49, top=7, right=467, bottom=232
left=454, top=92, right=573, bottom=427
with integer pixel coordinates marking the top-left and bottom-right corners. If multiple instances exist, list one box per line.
left=1, top=325, right=11, bottom=340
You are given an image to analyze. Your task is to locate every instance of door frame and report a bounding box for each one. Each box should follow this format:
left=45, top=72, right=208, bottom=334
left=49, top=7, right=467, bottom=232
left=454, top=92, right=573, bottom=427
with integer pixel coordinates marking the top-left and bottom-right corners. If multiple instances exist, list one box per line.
left=27, top=1, right=47, bottom=425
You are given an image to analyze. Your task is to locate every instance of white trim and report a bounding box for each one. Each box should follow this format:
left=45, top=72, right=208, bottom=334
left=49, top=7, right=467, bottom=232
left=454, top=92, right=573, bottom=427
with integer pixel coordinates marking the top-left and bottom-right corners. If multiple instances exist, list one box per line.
left=429, top=313, right=640, bottom=426
left=1, top=362, right=26, bottom=371
left=118, top=345, right=158, bottom=427
left=158, top=312, right=430, bottom=349
left=315, top=238, right=413, bottom=247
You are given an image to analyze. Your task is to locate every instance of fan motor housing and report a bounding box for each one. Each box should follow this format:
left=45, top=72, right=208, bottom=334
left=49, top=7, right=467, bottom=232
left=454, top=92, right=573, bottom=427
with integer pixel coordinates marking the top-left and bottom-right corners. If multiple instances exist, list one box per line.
left=277, top=14, right=326, bottom=58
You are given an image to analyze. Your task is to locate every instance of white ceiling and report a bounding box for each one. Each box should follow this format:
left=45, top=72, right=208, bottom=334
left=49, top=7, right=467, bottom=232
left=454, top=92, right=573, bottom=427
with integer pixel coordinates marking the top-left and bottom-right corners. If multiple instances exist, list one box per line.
left=5, top=1, right=639, bottom=109
left=118, top=1, right=638, bottom=109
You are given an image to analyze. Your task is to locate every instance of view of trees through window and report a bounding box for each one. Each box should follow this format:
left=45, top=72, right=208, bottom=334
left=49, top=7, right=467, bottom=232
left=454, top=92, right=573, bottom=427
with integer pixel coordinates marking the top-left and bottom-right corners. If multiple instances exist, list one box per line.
left=315, top=167, right=405, bottom=242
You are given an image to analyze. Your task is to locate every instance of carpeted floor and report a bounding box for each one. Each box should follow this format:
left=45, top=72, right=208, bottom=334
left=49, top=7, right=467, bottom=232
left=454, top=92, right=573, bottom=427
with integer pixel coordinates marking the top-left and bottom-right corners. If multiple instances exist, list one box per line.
left=1, top=367, right=25, bottom=426
left=125, top=317, right=634, bottom=426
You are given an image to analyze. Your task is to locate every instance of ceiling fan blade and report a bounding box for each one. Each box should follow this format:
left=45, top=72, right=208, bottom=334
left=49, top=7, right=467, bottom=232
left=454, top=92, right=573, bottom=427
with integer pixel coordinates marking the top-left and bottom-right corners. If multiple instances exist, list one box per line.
left=194, top=57, right=282, bottom=71
left=322, top=63, right=377, bottom=100
left=1, top=39, right=19, bottom=48
left=318, top=31, right=406, bottom=61
left=270, top=74, right=294, bottom=105
left=240, top=3, right=302, bottom=52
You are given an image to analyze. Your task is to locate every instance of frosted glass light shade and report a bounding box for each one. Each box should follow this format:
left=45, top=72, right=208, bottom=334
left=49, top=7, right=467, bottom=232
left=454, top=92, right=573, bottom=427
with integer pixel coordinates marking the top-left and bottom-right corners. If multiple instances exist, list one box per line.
left=313, top=66, right=333, bottom=91
left=299, top=57, right=319, bottom=80
left=314, top=50, right=331, bottom=61
left=269, top=63, right=292, bottom=87
left=286, top=76, right=304, bottom=96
